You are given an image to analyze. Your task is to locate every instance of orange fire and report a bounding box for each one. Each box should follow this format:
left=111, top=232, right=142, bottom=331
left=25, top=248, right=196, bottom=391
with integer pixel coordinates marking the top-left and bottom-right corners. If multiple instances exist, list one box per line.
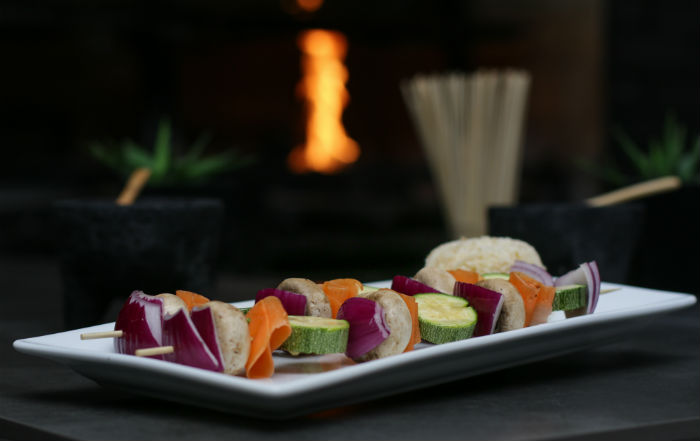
left=295, top=0, right=324, bottom=13
left=288, top=29, right=360, bottom=174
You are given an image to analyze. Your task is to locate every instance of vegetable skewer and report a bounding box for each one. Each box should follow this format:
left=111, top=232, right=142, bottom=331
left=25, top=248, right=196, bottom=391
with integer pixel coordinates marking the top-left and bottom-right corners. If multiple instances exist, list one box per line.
left=77, top=238, right=610, bottom=379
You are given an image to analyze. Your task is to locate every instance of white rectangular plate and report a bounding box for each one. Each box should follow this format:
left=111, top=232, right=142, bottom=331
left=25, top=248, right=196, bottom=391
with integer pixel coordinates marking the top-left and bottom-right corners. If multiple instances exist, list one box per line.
left=13, top=281, right=696, bottom=418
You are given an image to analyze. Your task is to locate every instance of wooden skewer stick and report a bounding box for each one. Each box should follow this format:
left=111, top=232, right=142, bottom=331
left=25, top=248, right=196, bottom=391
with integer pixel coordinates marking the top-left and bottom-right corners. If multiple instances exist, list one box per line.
left=586, top=176, right=681, bottom=207
left=79, top=331, right=175, bottom=358
left=600, top=287, right=621, bottom=295
left=135, top=346, right=175, bottom=357
left=116, top=167, right=151, bottom=206
left=80, top=330, right=124, bottom=340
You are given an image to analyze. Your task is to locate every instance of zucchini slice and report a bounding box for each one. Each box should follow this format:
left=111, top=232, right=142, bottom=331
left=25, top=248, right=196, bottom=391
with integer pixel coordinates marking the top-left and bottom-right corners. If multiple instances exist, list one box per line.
left=280, top=316, right=349, bottom=355
left=414, top=293, right=477, bottom=344
left=552, top=284, right=587, bottom=311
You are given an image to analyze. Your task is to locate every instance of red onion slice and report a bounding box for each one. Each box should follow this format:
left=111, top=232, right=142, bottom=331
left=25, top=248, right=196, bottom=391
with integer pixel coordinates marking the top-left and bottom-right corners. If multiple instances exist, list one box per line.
left=583, top=261, right=601, bottom=314
left=190, top=306, right=224, bottom=369
left=590, top=261, right=601, bottom=312
left=255, top=288, right=307, bottom=316
left=554, top=266, right=587, bottom=287
left=162, top=309, right=222, bottom=372
left=510, top=261, right=554, bottom=286
left=114, top=290, right=164, bottom=359
left=337, top=297, right=390, bottom=359
left=391, top=275, right=443, bottom=295
left=453, top=282, right=504, bottom=336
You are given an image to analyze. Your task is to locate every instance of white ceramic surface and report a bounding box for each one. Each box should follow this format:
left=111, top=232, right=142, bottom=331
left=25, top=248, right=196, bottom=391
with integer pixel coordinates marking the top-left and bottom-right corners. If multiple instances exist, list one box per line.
left=13, top=281, right=696, bottom=418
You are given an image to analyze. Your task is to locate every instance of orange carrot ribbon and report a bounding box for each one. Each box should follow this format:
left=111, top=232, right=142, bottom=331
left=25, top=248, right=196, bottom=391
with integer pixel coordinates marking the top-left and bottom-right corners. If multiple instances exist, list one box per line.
left=245, top=296, right=292, bottom=379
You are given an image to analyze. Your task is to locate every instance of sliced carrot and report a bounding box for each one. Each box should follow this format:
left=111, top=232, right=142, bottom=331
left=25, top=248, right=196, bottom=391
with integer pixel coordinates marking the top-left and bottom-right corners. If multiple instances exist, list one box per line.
left=321, top=278, right=362, bottom=318
left=245, top=296, right=292, bottom=379
left=398, top=293, right=421, bottom=352
left=530, top=285, right=556, bottom=326
left=509, top=272, right=539, bottom=327
left=509, top=272, right=556, bottom=327
left=448, top=269, right=481, bottom=285
left=175, top=290, right=210, bottom=311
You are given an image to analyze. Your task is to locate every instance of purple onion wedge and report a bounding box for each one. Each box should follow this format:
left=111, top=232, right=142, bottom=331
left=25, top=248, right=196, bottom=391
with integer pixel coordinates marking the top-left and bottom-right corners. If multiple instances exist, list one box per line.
left=114, top=290, right=165, bottom=359
left=583, top=261, right=601, bottom=314
left=255, top=288, right=307, bottom=316
left=391, top=275, right=442, bottom=296
left=337, top=297, right=390, bottom=359
left=510, top=261, right=554, bottom=286
left=453, top=282, right=504, bottom=337
left=190, top=306, right=224, bottom=369
left=162, top=309, right=222, bottom=372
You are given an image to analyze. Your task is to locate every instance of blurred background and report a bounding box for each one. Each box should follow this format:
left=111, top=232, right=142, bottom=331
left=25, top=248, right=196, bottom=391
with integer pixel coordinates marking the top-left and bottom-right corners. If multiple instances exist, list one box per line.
left=0, top=0, right=698, bottom=328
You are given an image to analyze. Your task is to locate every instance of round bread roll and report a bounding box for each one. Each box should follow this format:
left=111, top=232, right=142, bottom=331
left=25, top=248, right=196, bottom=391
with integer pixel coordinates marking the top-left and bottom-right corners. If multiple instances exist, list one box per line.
left=425, top=236, right=544, bottom=274
left=476, top=279, right=525, bottom=332
left=276, top=278, right=331, bottom=318
left=156, top=293, right=187, bottom=316
left=413, top=267, right=457, bottom=294
left=200, top=301, right=250, bottom=375
left=356, top=289, right=412, bottom=361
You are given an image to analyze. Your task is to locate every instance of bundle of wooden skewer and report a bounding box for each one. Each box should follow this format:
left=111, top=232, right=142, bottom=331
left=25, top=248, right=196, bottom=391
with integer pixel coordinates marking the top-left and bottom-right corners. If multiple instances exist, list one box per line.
left=401, top=70, right=531, bottom=238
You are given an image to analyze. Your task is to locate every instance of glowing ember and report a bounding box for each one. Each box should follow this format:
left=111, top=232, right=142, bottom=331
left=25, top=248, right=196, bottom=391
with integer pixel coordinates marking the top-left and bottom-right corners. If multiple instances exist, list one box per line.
left=289, top=29, right=360, bottom=174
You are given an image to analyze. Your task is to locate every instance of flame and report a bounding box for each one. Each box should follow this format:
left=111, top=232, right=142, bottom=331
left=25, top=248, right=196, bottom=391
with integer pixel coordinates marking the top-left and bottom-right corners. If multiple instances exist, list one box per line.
left=295, top=0, right=324, bottom=13
left=289, top=29, right=360, bottom=174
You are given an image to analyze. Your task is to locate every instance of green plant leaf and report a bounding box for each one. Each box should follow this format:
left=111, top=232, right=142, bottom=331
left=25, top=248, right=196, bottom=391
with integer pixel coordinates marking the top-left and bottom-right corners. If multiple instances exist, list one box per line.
left=183, top=131, right=212, bottom=163
left=662, top=113, right=685, bottom=174
left=152, top=117, right=172, bottom=182
left=648, top=140, right=669, bottom=177
left=88, top=142, right=122, bottom=171
left=170, top=132, right=211, bottom=181
left=123, top=140, right=154, bottom=170
left=614, top=127, right=651, bottom=178
left=678, top=136, right=700, bottom=183
left=179, top=151, right=250, bottom=181
left=185, top=156, right=236, bottom=180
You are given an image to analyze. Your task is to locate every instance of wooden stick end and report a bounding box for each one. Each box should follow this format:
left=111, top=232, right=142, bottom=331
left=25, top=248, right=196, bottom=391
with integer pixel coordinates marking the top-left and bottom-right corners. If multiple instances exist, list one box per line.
left=134, top=346, right=175, bottom=357
left=80, top=330, right=124, bottom=340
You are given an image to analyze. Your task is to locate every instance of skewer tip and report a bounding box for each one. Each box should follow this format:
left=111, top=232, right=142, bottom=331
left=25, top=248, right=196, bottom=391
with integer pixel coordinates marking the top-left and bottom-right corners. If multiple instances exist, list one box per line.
left=134, top=346, right=175, bottom=357
left=80, top=330, right=124, bottom=340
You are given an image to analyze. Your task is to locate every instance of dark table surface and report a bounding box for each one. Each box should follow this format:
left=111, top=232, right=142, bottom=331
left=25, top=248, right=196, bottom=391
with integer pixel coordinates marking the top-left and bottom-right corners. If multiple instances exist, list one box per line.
left=1, top=257, right=699, bottom=441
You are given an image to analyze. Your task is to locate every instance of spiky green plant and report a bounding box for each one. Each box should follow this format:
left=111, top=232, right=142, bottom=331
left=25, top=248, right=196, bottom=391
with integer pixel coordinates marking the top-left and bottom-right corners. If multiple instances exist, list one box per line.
left=89, top=118, right=255, bottom=186
left=579, top=113, right=700, bottom=186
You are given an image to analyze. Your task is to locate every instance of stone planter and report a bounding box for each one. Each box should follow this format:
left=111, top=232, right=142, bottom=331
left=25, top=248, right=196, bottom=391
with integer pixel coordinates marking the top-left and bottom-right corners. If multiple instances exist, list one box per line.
left=53, top=198, right=224, bottom=328
left=488, top=203, right=644, bottom=283
left=625, top=185, right=700, bottom=294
